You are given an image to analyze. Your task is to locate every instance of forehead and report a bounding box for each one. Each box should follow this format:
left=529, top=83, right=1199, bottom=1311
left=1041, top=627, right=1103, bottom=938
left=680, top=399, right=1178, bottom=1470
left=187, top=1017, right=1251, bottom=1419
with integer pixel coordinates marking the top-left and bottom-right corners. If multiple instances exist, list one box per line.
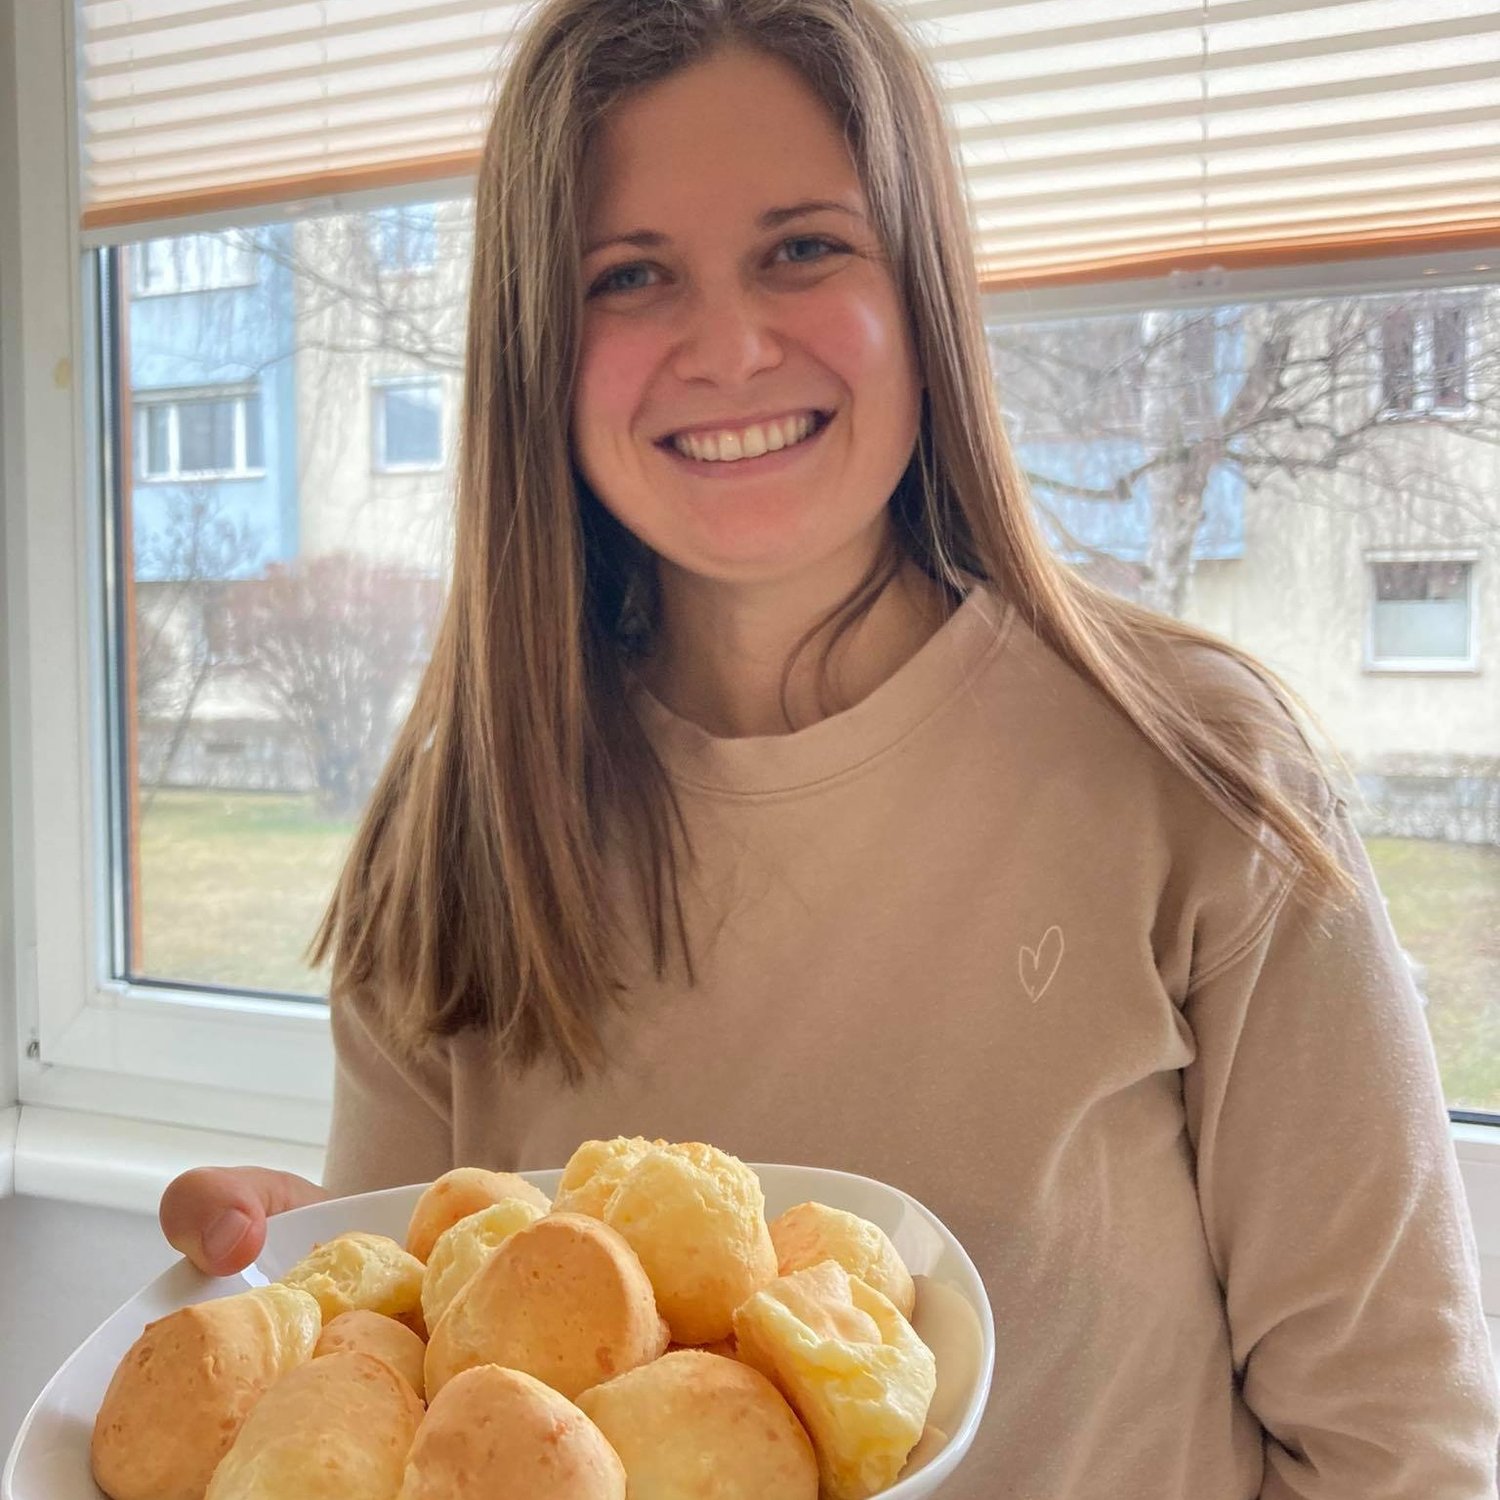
left=582, top=46, right=865, bottom=231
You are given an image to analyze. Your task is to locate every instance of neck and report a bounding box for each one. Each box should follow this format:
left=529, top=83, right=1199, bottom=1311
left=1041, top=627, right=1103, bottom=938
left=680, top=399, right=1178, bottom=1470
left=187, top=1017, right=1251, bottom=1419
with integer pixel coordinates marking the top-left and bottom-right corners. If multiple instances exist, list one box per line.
left=639, top=541, right=952, bottom=738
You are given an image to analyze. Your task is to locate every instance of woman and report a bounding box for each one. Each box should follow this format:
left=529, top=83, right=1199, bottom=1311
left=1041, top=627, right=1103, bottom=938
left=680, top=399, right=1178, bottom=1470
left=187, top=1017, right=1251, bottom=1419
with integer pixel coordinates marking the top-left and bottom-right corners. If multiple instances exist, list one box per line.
left=160, top=1, right=1499, bottom=1494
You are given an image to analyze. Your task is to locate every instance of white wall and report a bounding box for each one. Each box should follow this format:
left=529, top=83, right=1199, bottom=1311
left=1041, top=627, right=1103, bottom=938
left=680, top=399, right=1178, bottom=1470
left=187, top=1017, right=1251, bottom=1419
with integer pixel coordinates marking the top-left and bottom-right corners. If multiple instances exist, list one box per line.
left=0, top=0, right=23, bottom=1131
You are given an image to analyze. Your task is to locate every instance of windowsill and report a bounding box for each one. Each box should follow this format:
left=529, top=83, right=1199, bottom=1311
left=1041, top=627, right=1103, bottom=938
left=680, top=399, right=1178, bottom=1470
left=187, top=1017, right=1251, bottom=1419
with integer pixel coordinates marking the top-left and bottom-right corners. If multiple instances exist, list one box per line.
left=1363, top=662, right=1480, bottom=676
left=136, top=470, right=268, bottom=485
left=131, top=281, right=260, bottom=299
left=0, top=1103, right=323, bottom=1211
left=372, top=463, right=445, bottom=476
left=4, top=1102, right=1500, bottom=1266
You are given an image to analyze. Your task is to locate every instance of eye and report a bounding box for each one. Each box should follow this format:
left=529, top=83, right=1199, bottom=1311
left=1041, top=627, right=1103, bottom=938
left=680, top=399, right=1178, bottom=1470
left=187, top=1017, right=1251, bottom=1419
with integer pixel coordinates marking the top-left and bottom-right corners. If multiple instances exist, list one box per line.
left=774, top=234, right=847, bottom=266
left=588, top=262, right=659, bottom=298
left=582, top=234, right=852, bottom=298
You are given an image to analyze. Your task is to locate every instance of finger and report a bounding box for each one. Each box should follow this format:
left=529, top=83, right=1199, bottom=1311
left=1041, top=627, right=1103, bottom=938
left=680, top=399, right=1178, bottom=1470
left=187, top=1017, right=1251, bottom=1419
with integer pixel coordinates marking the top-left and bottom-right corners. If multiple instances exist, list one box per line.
left=158, top=1166, right=271, bottom=1276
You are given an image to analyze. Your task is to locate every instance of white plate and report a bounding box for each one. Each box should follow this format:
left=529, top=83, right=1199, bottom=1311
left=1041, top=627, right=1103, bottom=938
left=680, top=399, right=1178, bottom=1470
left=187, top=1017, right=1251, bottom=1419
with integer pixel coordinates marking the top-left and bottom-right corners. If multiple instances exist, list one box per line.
left=4, top=1163, right=995, bottom=1500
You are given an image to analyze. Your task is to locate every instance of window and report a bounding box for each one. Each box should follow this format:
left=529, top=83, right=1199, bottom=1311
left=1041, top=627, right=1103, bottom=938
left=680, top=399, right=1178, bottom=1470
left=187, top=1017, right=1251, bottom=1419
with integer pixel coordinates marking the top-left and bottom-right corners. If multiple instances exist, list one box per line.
left=372, top=377, right=445, bottom=470
left=370, top=204, right=438, bottom=273
left=1368, top=558, right=1477, bottom=671
left=136, top=388, right=265, bottom=481
left=132, top=231, right=258, bottom=296
left=1379, top=300, right=1473, bottom=416
left=985, top=277, right=1498, bottom=1122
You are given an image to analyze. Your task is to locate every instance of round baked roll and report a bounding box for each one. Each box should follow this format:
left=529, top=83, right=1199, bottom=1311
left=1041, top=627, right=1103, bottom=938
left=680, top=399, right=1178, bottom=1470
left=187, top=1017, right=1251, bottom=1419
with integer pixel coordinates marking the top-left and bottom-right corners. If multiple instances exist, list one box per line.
left=601, top=1141, right=777, bottom=1344
left=397, top=1365, right=625, bottom=1500
left=769, top=1201, right=916, bottom=1318
left=551, top=1136, right=661, bottom=1219
left=424, top=1212, right=668, bottom=1401
left=314, top=1310, right=427, bottom=1400
left=204, top=1350, right=423, bottom=1500
left=577, top=1349, right=817, bottom=1500
left=733, top=1260, right=936, bottom=1500
left=405, top=1167, right=552, bottom=1263
left=420, top=1197, right=545, bottom=1331
left=91, top=1283, right=321, bottom=1500
left=278, top=1231, right=426, bottom=1334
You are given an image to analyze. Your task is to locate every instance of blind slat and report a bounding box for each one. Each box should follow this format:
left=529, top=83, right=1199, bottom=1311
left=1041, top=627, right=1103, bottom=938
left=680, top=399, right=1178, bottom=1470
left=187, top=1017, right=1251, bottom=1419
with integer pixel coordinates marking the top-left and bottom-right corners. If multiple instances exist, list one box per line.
left=78, top=0, right=1500, bottom=291
left=86, top=0, right=516, bottom=51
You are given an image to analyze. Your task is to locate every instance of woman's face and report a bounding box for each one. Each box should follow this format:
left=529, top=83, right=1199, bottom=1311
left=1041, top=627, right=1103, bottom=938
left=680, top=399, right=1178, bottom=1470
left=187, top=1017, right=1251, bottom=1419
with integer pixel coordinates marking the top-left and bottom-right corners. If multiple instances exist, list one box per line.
left=571, top=45, right=923, bottom=597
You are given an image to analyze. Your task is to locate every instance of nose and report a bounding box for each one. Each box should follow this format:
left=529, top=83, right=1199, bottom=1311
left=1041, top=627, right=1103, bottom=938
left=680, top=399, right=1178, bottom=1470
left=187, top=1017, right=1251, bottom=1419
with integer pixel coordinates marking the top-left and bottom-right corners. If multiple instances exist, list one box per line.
left=668, top=283, right=784, bottom=387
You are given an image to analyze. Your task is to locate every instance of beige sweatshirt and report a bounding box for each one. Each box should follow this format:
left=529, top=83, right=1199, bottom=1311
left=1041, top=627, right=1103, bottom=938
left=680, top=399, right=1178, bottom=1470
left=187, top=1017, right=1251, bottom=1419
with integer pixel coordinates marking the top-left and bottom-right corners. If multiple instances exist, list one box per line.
left=324, top=585, right=1499, bottom=1498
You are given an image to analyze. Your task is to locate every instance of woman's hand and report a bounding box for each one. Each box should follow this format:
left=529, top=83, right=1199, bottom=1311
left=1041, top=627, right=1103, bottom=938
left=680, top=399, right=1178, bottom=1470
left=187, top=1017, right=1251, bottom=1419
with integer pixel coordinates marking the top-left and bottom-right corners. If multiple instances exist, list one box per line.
left=159, top=1166, right=333, bottom=1276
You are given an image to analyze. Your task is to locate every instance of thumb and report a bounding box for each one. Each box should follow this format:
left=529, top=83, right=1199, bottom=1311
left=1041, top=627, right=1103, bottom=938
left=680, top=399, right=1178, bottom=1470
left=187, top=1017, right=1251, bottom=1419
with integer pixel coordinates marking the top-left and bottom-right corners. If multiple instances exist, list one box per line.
left=159, top=1166, right=271, bottom=1276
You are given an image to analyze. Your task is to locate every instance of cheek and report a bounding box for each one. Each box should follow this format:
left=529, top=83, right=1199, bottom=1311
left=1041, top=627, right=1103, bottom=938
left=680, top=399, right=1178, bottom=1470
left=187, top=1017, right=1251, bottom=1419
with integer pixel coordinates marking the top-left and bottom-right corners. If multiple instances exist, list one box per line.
left=573, top=322, right=659, bottom=449
left=804, top=284, right=916, bottom=395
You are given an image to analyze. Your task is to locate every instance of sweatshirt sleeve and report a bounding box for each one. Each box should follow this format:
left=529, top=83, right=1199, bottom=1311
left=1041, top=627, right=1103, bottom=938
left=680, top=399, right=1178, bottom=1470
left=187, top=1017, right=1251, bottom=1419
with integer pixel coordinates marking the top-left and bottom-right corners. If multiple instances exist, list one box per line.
left=321, top=981, right=455, bottom=1197
left=1181, top=795, right=1499, bottom=1499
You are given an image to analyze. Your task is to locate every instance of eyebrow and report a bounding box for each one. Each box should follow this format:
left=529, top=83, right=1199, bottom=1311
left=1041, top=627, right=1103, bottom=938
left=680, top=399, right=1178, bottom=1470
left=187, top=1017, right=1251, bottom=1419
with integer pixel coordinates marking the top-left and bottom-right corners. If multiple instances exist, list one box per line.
left=583, top=199, right=865, bottom=258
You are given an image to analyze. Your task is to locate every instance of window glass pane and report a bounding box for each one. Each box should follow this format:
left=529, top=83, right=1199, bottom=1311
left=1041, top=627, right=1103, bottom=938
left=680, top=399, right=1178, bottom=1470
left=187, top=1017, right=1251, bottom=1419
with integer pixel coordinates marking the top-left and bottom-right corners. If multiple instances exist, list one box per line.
left=244, top=393, right=264, bottom=470
left=1433, top=305, right=1469, bottom=410
left=140, top=404, right=171, bottom=477
left=118, top=209, right=460, bottom=996
left=177, top=396, right=238, bottom=473
left=1380, top=306, right=1416, bottom=412
left=136, top=241, right=171, bottom=295
left=1373, top=599, right=1471, bottom=660
left=989, top=281, right=1499, bottom=1114
left=379, top=381, right=443, bottom=466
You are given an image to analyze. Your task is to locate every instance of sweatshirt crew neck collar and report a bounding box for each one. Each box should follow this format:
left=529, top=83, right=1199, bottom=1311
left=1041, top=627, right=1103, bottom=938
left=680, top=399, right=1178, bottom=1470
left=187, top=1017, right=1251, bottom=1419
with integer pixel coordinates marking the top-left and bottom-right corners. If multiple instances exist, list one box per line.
left=629, top=584, right=1014, bottom=797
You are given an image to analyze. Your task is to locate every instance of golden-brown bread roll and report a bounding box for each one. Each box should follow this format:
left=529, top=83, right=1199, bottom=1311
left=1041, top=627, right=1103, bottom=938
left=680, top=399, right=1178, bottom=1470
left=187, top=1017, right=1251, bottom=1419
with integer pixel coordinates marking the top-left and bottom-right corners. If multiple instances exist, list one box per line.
left=576, top=1349, right=818, bottom=1500
left=278, top=1231, right=426, bottom=1334
left=204, top=1350, right=424, bottom=1500
left=601, top=1141, right=778, bottom=1344
left=769, top=1201, right=917, bottom=1318
left=405, top=1167, right=552, bottom=1263
left=424, top=1212, right=668, bottom=1401
left=396, top=1365, right=626, bottom=1500
left=314, top=1310, right=427, bottom=1401
left=551, top=1136, right=661, bottom=1218
left=420, top=1198, right=545, bottom=1331
left=733, top=1260, right=936, bottom=1500
left=668, top=1333, right=737, bottom=1359
left=91, top=1283, right=321, bottom=1500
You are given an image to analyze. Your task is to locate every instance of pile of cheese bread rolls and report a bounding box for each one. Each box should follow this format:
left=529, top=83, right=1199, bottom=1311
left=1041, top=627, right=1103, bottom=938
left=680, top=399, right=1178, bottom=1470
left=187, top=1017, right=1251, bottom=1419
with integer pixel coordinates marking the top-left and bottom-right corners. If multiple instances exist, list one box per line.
left=90, top=1137, right=939, bottom=1500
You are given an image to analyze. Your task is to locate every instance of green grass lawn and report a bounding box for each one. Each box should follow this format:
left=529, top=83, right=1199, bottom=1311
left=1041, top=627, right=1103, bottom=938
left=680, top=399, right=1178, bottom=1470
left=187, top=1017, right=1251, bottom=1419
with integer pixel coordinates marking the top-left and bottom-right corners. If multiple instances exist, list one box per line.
left=137, top=789, right=356, bottom=995
left=1364, top=837, right=1500, bottom=1114
left=138, top=791, right=1500, bottom=1108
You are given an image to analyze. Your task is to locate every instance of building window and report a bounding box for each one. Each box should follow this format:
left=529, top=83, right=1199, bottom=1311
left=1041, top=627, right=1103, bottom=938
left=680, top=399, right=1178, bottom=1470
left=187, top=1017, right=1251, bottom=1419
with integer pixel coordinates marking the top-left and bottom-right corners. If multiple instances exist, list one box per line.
left=1368, top=558, right=1476, bottom=671
left=370, top=204, right=438, bottom=273
left=1378, top=301, right=1471, bottom=416
left=372, top=378, right=444, bottom=470
left=132, top=231, right=258, bottom=296
left=136, top=387, right=265, bottom=481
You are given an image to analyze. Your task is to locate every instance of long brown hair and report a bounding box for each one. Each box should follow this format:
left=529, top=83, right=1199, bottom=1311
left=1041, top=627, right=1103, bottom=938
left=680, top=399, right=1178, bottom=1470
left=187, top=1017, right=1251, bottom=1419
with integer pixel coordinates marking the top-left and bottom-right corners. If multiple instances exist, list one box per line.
left=308, top=0, right=1353, bottom=1079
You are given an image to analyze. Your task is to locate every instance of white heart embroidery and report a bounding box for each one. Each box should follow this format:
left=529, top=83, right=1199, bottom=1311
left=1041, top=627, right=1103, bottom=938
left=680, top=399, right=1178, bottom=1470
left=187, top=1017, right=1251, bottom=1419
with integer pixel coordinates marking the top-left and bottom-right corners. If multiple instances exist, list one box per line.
left=1018, top=925, right=1065, bottom=1003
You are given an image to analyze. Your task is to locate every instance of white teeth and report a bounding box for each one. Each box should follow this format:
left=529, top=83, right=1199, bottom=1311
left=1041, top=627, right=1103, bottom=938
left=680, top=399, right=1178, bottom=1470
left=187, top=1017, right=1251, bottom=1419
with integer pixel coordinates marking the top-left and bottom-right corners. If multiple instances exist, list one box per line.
left=671, top=412, right=819, bottom=463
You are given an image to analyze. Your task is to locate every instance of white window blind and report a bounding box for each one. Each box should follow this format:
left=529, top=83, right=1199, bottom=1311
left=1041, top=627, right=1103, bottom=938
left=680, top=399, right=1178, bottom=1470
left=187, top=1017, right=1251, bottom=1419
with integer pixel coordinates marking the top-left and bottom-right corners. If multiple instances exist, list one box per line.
left=78, top=0, right=1500, bottom=288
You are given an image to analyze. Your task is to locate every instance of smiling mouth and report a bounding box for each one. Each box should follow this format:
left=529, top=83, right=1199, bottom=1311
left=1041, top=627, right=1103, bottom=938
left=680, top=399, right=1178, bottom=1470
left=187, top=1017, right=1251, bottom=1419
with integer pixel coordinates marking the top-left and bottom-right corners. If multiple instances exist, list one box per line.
left=654, top=411, right=834, bottom=462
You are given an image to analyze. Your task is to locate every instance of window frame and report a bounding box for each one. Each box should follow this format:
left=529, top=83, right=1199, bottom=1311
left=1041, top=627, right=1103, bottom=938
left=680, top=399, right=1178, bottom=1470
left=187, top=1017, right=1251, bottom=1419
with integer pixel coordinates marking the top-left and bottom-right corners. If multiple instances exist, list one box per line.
left=6, top=0, right=333, bottom=1148
left=1364, top=551, right=1480, bottom=675
left=5, top=0, right=1500, bottom=1240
